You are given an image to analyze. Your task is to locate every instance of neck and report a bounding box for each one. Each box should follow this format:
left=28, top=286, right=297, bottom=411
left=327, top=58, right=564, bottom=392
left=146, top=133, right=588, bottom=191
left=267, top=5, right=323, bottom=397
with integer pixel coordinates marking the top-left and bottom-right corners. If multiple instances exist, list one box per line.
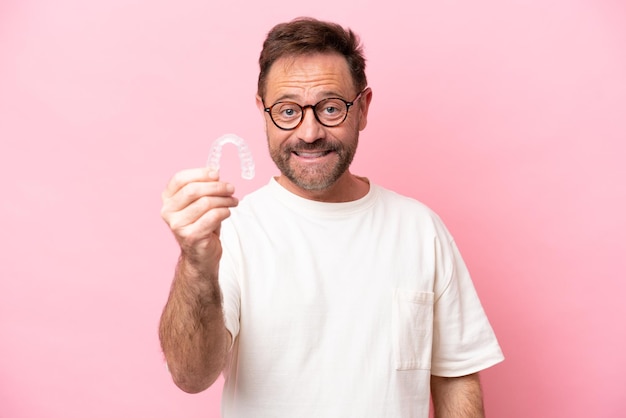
left=276, top=172, right=369, bottom=203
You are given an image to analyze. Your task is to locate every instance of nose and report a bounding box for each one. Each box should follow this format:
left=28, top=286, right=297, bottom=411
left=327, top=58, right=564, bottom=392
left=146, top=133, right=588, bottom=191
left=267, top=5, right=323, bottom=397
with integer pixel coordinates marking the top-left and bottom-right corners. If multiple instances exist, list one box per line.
left=295, top=107, right=325, bottom=143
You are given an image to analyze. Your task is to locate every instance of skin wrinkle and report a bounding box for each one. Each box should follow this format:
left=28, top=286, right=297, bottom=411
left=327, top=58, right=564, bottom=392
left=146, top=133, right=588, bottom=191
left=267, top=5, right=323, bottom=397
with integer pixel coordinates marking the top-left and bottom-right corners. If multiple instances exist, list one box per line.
left=269, top=89, right=349, bottom=103
left=263, top=52, right=362, bottom=96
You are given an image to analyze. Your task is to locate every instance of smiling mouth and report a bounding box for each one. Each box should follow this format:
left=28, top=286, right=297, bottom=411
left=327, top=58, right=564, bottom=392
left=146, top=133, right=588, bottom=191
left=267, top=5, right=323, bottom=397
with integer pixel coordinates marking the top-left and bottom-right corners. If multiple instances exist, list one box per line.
left=293, top=150, right=333, bottom=158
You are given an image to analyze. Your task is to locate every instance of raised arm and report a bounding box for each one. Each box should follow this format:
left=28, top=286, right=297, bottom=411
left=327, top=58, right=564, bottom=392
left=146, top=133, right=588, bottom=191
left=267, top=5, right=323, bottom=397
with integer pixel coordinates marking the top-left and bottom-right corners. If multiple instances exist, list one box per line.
left=431, top=373, right=485, bottom=418
left=158, top=168, right=238, bottom=394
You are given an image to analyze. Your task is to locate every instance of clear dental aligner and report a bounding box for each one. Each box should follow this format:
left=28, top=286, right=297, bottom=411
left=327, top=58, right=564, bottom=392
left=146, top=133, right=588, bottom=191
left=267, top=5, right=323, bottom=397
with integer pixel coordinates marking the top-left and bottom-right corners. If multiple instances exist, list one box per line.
left=207, top=133, right=255, bottom=180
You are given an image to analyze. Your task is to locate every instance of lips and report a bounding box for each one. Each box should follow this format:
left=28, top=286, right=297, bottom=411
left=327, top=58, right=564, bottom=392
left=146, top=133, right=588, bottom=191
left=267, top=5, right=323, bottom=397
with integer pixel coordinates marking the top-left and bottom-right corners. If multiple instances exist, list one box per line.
left=293, top=150, right=332, bottom=158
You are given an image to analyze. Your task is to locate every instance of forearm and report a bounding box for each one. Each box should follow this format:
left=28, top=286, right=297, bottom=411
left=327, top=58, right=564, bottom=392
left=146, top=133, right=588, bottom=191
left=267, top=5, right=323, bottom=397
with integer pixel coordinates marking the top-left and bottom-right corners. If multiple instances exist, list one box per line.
left=431, top=373, right=485, bottom=418
left=159, top=255, right=231, bottom=394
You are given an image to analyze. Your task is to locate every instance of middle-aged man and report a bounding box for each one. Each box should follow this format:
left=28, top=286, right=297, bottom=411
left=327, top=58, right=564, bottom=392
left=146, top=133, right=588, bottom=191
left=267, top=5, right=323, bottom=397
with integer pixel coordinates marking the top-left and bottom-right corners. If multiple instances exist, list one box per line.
left=159, top=17, right=504, bottom=418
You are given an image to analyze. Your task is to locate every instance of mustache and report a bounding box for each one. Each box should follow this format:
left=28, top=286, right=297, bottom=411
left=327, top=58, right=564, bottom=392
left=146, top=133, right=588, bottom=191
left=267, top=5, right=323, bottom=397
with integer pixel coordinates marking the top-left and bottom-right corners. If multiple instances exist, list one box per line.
left=285, top=139, right=341, bottom=153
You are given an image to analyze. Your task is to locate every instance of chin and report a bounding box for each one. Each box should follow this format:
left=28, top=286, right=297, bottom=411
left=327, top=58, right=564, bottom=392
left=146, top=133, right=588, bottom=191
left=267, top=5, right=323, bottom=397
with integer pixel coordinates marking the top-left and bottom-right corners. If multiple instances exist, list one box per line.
left=287, top=167, right=346, bottom=191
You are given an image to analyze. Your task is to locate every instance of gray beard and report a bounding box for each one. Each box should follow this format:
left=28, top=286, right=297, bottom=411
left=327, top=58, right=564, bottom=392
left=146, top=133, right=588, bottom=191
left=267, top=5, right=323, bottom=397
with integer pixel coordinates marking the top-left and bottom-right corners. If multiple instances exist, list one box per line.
left=269, top=137, right=358, bottom=191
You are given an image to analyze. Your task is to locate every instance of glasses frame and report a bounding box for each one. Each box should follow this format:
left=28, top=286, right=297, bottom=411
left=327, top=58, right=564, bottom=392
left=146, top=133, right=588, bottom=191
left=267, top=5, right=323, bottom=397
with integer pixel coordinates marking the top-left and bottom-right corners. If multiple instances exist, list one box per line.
left=263, top=90, right=366, bottom=131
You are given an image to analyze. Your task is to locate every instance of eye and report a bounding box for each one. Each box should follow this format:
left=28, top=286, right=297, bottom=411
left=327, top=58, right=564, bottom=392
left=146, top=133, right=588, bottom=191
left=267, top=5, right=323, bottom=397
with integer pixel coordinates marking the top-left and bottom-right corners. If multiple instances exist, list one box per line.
left=317, top=99, right=346, bottom=120
left=323, top=105, right=339, bottom=114
left=273, top=103, right=301, bottom=121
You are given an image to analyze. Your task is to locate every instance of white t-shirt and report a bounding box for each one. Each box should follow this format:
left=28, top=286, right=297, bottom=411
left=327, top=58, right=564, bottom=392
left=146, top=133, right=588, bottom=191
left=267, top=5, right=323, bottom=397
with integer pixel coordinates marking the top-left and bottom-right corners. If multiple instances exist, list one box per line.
left=218, top=178, right=504, bottom=417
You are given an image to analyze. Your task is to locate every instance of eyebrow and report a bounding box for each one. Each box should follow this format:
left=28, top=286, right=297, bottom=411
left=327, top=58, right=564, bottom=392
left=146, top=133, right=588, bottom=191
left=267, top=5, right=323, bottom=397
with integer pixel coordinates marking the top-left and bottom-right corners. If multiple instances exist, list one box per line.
left=270, top=90, right=347, bottom=104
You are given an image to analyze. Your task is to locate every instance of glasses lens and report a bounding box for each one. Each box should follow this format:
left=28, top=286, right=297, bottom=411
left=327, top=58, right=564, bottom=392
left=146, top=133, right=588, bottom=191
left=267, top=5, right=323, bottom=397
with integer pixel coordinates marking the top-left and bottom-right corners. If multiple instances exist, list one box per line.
left=270, top=102, right=303, bottom=130
left=268, top=97, right=352, bottom=130
left=315, top=99, right=348, bottom=127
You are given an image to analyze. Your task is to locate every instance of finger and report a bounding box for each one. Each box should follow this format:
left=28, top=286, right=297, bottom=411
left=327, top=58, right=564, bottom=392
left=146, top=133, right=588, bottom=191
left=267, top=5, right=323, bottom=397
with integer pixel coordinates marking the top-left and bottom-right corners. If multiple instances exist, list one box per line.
left=190, top=206, right=232, bottom=238
left=164, top=181, right=236, bottom=213
left=162, top=168, right=219, bottom=199
left=165, top=195, right=239, bottom=232
left=172, top=206, right=233, bottom=245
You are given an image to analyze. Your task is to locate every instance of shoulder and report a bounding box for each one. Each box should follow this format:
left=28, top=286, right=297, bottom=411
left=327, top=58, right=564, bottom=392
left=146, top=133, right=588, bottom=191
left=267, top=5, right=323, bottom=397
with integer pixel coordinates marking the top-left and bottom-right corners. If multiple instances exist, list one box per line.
left=373, top=183, right=441, bottom=217
left=372, top=183, right=454, bottom=239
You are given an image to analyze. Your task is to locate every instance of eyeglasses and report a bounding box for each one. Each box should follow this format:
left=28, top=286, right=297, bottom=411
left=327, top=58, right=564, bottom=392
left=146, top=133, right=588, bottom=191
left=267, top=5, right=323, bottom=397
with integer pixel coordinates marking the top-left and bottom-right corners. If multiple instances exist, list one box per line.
left=263, top=90, right=366, bottom=131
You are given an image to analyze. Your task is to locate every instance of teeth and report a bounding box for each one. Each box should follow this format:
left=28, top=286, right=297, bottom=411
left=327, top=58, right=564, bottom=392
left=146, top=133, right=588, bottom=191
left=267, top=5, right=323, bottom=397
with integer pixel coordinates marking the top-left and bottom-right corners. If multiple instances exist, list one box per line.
left=295, top=151, right=328, bottom=158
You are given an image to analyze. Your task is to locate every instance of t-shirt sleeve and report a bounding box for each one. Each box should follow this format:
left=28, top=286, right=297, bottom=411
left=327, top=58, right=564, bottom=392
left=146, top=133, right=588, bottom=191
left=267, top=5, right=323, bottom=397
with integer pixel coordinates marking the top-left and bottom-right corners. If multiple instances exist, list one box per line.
left=430, top=235, right=504, bottom=377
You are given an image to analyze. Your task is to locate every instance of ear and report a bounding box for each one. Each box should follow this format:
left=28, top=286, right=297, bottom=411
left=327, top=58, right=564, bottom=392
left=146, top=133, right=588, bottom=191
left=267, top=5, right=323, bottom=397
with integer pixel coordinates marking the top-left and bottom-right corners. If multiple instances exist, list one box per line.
left=256, top=95, right=269, bottom=133
left=256, top=95, right=265, bottom=113
left=357, top=87, right=373, bottom=131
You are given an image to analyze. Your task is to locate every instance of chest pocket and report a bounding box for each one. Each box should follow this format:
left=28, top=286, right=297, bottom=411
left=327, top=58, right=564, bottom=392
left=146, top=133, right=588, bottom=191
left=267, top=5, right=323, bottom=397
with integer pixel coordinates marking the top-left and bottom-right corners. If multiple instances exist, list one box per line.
left=392, top=289, right=435, bottom=370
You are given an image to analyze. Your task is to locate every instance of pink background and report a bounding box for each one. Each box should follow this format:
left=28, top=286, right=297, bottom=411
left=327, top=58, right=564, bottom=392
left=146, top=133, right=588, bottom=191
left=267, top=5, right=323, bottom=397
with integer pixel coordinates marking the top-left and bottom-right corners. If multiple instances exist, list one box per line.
left=1, top=0, right=625, bottom=417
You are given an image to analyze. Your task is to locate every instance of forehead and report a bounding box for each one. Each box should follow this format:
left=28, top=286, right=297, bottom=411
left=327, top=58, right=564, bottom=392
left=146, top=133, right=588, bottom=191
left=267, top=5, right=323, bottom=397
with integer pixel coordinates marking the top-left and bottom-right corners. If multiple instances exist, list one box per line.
left=264, top=53, right=354, bottom=100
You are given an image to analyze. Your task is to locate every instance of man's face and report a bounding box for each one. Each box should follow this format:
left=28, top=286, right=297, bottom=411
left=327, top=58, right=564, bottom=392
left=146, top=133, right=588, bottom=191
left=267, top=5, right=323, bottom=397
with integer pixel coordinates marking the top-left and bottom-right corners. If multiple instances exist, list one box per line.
left=257, top=53, right=371, bottom=197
